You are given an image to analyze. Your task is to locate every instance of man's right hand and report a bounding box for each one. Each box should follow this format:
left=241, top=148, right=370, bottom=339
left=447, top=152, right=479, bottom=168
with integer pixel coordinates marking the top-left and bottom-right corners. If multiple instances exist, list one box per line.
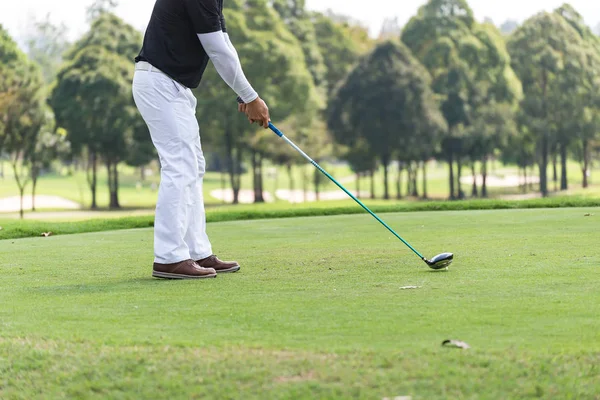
left=244, top=97, right=270, bottom=129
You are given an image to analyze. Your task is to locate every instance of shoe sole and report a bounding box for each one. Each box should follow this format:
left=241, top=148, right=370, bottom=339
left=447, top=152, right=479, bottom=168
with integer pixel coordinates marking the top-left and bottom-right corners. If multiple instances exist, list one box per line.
left=215, top=265, right=241, bottom=274
left=152, top=271, right=217, bottom=280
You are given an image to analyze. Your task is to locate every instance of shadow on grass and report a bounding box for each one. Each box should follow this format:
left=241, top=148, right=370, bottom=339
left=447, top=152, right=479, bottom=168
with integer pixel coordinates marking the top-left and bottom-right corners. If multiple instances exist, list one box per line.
left=31, top=276, right=167, bottom=295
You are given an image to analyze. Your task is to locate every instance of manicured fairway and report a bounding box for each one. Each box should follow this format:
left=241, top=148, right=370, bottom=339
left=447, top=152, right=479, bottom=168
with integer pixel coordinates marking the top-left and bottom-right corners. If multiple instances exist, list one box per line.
left=1, top=208, right=599, bottom=399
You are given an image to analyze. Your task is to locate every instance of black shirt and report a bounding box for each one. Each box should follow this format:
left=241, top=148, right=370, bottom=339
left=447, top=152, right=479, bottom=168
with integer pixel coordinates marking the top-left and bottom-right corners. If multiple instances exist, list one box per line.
left=135, top=0, right=226, bottom=88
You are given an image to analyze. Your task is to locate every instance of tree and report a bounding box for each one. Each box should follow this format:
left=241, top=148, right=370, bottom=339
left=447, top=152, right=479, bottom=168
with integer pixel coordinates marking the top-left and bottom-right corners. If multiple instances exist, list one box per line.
left=19, top=17, right=72, bottom=207
left=508, top=11, right=588, bottom=196
left=52, top=46, right=132, bottom=208
left=271, top=0, right=327, bottom=92
left=51, top=13, right=143, bottom=209
left=553, top=5, right=600, bottom=190
left=4, top=66, right=46, bottom=219
left=402, top=0, right=521, bottom=199
left=328, top=40, right=447, bottom=200
left=501, top=115, right=537, bottom=193
left=22, top=14, right=70, bottom=83
left=270, top=0, right=335, bottom=202
left=338, top=140, right=377, bottom=199
left=30, top=120, right=71, bottom=211
left=467, top=103, right=517, bottom=197
left=0, top=24, right=26, bottom=152
left=195, top=0, right=317, bottom=204
left=87, top=0, right=119, bottom=22
left=125, top=120, right=156, bottom=181
left=0, top=25, right=47, bottom=218
left=401, top=0, right=475, bottom=199
left=301, top=120, right=331, bottom=201
left=312, top=12, right=372, bottom=96
left=463, top=23, right=522, bottom=197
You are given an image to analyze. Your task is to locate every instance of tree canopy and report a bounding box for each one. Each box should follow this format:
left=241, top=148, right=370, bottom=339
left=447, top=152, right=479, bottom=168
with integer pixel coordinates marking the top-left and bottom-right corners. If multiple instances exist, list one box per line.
left=328, top=40, right=447, bottom=199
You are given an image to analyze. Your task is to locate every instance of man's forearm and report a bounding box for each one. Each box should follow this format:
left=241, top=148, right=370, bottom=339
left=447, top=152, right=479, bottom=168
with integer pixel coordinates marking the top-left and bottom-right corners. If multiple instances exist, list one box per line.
left=197, top=32, right=258, bottom=103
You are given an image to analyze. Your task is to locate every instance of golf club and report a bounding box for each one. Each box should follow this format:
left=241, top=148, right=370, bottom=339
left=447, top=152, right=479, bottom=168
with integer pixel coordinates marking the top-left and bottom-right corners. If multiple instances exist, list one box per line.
left=238, top=99, right=453, bottom=270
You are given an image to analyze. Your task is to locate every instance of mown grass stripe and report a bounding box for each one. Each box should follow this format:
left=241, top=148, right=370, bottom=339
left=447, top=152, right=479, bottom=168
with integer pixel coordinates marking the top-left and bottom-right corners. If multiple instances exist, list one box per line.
left=0, top=196, right=598, bottom=240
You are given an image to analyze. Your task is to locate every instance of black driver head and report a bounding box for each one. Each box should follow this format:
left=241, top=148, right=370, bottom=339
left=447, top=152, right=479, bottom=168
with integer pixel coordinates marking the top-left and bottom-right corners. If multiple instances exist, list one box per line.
left=426, top=253, right=454, bottom=270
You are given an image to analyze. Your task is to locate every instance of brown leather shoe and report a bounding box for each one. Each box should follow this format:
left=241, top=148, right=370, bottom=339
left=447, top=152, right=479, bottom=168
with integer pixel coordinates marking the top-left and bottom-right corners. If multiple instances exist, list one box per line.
left=153, top=259, right=217, bottom=279
left=196, top=255, right=240, bottom=273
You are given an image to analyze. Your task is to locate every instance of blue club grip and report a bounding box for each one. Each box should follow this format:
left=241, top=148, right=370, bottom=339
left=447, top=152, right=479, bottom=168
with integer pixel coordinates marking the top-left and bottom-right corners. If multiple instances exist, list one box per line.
left=268, top=122, right=283, bottom=137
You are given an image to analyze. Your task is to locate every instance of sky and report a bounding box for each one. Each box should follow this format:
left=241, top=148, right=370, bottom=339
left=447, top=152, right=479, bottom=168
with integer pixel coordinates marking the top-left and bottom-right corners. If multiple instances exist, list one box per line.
left=0, top=0, right=598, bottom=43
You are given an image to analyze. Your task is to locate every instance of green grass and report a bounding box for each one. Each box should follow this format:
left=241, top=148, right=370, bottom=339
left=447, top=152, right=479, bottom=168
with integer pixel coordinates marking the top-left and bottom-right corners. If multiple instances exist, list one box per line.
left=0, top=208, right=599, bottom=399
left=1, top=195, right=600, bottom=240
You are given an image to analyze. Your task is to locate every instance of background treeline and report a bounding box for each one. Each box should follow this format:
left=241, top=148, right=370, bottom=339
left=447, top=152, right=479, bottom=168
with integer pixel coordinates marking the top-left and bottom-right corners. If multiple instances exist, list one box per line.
left=1, top=0, right=599, bottom=215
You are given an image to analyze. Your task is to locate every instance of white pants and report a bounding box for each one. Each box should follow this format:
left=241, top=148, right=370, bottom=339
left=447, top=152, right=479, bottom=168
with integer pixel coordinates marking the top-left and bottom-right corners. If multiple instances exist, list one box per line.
left=132, top=67, right=212, bottom=264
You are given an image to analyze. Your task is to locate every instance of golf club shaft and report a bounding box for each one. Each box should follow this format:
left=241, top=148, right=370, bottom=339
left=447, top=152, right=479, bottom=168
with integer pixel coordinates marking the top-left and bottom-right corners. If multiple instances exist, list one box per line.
left=268, top=122, right=426, bottom=260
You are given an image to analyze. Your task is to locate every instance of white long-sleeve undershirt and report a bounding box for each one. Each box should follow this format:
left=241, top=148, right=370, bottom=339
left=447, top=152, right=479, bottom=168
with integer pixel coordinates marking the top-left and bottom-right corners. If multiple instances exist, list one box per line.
left=197, top=32, right=258, bottom=104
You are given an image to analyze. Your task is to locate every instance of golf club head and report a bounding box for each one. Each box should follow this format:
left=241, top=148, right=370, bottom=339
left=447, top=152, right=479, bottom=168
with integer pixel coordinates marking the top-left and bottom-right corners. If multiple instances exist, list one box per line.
left=426, top=253, right=454, bottom=270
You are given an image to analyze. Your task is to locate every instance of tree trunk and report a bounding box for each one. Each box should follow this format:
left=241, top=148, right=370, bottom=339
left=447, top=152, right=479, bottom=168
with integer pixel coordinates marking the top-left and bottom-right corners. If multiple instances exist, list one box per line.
left=140, top=166, right=146, bottom=182
left=552, top=153, right=558, bottom=192
left=448, top=152, right=455, bottom=200
left=382, top=156, right=389, bottom=200
left=258, top=155, right=265, bottom=201
left=11, top=154, right=27, bottom=220
left=560, top=143, right=568, bottom=191
left=539, top=72, right=549, bottom=198
left=220, top=171, right=226, bottom=204
left=91, top=166, right=97, bottom=209
left=396, top=163, right=403, bottom=200
left=370, top=169, right=375, bottom=199
left=411, top=164, right=418, bottom=197
left=457, top=159, right=465, bottom=199
left=106, top=161, right=113, bottom=208
left=314, top=165, right=321, bottom=201
left=110, top=163, right=120, bottom=208
left=406, top=163, right=413, bottom=196
left=582, top=139, right=589, bottom=189
left=252, top=150, right=264, bottom=203
left=302, top=166, right=308, bottom=202
left=539, top=135, right=549, bottom=197
left=19, top=187, right=25, bottom=219
left=422, top=162, right=428, bottom=200
left=87, top=151, right=98, bottom=210
left=31, top=167, right=39, bottom=212
left=471, top=162, right=478, bottom=197
left=481, top=157, right=488, bottom=198
left=522, top=167, right=527, bottom=194
left=106, top=161, right=120, bottom=209
left=224, top=122, right=240, bottom=204
left=233, top=147, right=242, bottom=204
left=356, top=173, right=361, bottom=199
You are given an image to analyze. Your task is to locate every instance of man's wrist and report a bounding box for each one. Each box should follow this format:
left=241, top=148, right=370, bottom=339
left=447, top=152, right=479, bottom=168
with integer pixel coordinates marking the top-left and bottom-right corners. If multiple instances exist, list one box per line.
left=240, top=91, right=259, bottom=104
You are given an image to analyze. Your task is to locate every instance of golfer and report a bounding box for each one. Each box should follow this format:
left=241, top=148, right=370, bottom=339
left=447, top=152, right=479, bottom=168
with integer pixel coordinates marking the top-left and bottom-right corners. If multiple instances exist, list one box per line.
left=132, top=0, right=270, bottom=279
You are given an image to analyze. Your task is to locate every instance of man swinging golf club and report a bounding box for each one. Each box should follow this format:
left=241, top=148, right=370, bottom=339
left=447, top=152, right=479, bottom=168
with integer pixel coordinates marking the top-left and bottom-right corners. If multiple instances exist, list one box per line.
left=133, top=0, right=270, bottom=279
